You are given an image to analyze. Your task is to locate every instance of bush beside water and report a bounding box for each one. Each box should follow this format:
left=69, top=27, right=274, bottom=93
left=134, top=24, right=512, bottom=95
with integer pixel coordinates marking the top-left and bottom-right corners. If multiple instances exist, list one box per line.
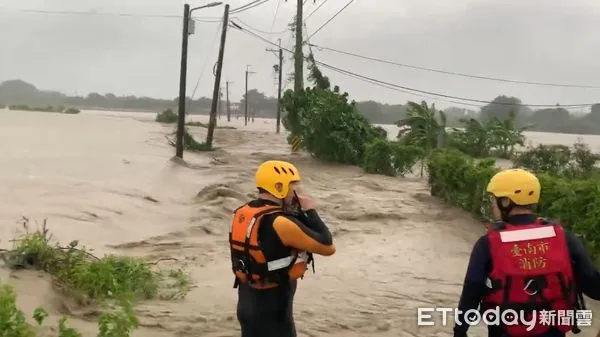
left=279, top=54, right=600, bottom=265
left=282, top=54, right=422, bottom=175
left=0, top=218, right=192, bottom=336
left=155, top=109, right=177, bottom=123
left=8, top=105, right=80, bottom=114
left=426, top=145, right=600, bottom=263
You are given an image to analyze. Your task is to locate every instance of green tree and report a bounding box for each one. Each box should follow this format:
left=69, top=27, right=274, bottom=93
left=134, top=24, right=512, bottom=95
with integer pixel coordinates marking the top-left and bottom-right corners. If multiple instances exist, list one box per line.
left=480, top=95, right=526, bottom=121
left=487, top=110, right=531, bottom=158
left=396, top=101, right=446, bottom=175
left=281, top=52, right=383, bottom=165
left=449, top=118, right=491, bottom=157
left=397, top=101, right=446, bottom=149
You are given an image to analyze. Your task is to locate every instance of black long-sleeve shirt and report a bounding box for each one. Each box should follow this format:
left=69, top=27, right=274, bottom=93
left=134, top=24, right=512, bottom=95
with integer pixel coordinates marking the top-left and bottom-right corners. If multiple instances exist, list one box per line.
left=454, top=214, right=600, bottom=337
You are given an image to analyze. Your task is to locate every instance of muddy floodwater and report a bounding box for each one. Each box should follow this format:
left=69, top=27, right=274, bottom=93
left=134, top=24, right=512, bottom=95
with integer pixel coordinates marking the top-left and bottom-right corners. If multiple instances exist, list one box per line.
left=1, top=109, right=599, bottom=336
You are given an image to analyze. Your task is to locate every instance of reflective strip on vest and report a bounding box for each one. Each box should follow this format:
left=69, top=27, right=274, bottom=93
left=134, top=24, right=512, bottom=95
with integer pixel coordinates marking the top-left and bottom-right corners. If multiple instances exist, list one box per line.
left=499, top=226, right=556, bottom=243
left=246, top=217, right=257, bottom=238
left=267, top=251, right=309, bottom=271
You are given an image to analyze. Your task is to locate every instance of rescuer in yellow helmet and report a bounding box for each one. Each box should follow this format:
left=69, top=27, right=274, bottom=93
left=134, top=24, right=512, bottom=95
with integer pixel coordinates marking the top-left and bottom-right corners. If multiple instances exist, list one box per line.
left=229, top=160, right=336, bottom=337
left=453, top=169, right=600, bottom=337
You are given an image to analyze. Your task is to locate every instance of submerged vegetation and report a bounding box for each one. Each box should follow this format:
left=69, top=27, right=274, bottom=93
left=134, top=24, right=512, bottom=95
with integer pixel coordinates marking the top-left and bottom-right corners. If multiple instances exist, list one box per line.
left=8, top=104, right=80, bottom=114
left=155, top=108, right=177, bottom=123
left=156, top=109, right=213, bottom=151
left=0, top=218, right=192, bottom=336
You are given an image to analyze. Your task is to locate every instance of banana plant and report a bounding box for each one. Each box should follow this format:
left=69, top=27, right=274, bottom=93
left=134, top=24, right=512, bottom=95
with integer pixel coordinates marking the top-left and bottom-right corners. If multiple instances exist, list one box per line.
left=396, top=101, right=446, bottom=175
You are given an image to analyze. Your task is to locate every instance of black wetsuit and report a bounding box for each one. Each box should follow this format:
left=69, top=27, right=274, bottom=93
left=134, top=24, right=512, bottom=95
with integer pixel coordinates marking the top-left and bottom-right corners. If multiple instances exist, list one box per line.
left=236, top=199, right=334, bottom=337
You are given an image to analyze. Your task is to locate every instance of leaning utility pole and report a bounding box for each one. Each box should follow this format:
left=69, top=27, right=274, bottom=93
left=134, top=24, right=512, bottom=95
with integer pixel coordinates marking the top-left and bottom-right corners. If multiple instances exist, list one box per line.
left=226, top=81, right=232, bottom=122
left=294, top=0, right=303, bottom=92
left=244, top=65, right=255, bottom=126
left=175, top=4, right=191, bottom=159
left=175, top=1, right=223, bottom=158
left=266, top=40, right=284, bottom=133
left=217, top=86, right=222, bottom=120
left=206, top=4, right=230, bottom=148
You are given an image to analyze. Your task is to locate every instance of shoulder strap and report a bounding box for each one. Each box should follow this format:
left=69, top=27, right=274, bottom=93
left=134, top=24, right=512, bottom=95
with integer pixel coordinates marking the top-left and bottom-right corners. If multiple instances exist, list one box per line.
left=232, top=202, right=249, bottom=214
left=536, top=217, right=560, bottom=226
left=490, top=221, right=507, bottom=231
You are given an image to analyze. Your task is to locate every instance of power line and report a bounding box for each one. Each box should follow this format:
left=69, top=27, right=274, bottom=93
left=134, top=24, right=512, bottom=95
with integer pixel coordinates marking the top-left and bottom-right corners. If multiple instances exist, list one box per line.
left=310, top=44, right=600, bottom=89
left=269, top=0, right=283, bottom=33
left=312, top=61, right=595, bottom=107
left=235, top=17, right=288, bottom=35
left=189, top=21, right=223, bottom=102
left=230, top=0, right=263, bottom=12
left=6, top=7, right=182, bottom=18
left=4, top=6, right=224, bottom=22
left=228, top=25, right=486, bottom=107
left=231, top=0, right=273, bottom=14
left=231, top=25, right=598, bottom=108
left=306, top=0, right=354, bottom=40
left=305, top=0, right=328, bottom=20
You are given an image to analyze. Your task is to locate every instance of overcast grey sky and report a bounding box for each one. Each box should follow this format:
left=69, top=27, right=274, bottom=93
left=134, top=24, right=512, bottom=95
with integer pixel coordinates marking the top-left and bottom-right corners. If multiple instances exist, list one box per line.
left=1, top=0, right=599, bottom=111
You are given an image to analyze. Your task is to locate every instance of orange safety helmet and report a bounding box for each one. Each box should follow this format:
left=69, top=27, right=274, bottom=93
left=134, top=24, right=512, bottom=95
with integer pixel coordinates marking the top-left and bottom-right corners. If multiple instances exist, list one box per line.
left=255, top=160, right=301, bottom=199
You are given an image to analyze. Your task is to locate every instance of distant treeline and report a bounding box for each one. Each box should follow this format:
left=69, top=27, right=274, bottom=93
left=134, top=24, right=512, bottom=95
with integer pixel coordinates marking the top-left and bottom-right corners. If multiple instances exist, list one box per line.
left=1, top=79, right=599, bottom=134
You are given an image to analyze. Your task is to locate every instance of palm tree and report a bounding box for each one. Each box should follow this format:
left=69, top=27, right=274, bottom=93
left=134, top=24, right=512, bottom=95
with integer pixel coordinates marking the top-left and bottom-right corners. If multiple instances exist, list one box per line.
left=487, top=110, right=533, bottom=158
left=396, top=101, right=446, bottom=175
left=451, top=118, right=491, bottom=157
left=397, top=101, right=446, bottom=147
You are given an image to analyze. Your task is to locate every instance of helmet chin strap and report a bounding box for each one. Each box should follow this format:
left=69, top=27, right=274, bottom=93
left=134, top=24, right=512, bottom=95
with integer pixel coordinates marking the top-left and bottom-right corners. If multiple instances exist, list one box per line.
left=282, top=190, right=301, bottom=214
left=496, top=198, right=515, bottom=222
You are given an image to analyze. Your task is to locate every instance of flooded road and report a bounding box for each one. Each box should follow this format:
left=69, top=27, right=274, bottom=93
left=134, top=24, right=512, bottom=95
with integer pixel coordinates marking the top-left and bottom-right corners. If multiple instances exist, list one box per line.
left=0, top=109, right=598, bottom=336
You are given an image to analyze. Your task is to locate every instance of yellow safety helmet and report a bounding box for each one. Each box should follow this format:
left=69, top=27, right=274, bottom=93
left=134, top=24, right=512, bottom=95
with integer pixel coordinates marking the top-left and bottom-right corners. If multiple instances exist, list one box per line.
left=255, top=160, right=301, bottom=199
left=487, top=168, right=541, bottom=205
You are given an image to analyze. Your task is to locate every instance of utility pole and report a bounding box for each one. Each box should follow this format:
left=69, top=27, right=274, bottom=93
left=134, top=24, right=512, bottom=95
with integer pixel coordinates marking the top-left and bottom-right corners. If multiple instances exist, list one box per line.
left=175, top=4, right=191, bottom=159
left=226, top=81, right=232, bottom=122
left=266, top=39, right=284, bottom=133
left=206, top=4, right=230, bottom=148
left=175, top=2, right=222, bottom=159
left=217, top=86, right=222, bottom=120
left=175, top=1, right=223, bottom=159
left=244, top=65, right=256, bottom=126
left=294, top=0, right=303, bottom=92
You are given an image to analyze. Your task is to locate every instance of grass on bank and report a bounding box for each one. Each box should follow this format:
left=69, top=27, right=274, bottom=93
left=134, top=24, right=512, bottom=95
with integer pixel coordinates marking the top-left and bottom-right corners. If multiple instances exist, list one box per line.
left=8, top=105, right=80, bottom=114
left=0, top=217, right=193, bottom=337
left=155, top=109, right=236, bottom=129
left=1, top=284, right=139, bottom=337
left=166, top=128, right=214, bottom=152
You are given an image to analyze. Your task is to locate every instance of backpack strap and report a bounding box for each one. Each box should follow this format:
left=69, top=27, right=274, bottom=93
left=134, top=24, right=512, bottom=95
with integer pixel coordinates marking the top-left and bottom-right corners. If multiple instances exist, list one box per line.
left=490, top=221, right=507, bottom=231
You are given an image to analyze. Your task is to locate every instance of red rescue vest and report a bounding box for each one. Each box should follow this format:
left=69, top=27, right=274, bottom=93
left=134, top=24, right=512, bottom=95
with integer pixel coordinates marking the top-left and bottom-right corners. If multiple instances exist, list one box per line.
left=229, top=203, right=311, bottom=289
left=482, top=218, right=577, bottom=336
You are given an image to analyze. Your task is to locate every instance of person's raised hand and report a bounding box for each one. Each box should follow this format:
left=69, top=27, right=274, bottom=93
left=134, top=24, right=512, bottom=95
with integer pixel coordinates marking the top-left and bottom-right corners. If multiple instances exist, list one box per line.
left=295, top=192, right=315, bottom=211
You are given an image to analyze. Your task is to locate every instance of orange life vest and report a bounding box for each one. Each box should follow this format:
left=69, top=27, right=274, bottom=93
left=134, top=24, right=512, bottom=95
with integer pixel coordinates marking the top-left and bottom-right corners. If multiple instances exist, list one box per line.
left=229, top=203, right=311, bottom=289
left=482, top=218, right=578, bottom=336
